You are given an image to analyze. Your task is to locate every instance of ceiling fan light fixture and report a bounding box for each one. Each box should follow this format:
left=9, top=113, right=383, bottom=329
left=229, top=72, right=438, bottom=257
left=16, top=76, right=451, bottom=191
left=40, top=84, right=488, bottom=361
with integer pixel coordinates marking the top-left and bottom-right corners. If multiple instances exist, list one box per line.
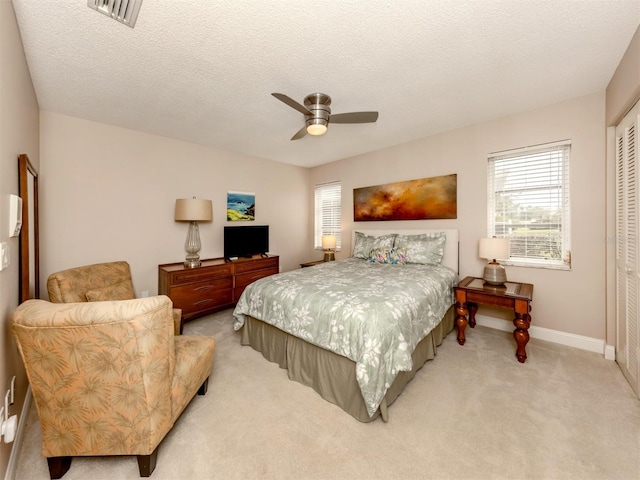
left=307, top=123, right=328, bottom=136
left=271, top=92, right=378, bottom=141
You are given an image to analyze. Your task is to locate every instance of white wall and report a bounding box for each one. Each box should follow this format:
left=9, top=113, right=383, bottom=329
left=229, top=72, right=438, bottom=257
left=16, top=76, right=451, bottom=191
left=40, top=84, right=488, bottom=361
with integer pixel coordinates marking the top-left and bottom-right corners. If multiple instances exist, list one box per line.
left=310, top=93, right=606, bottom=340
left=40, top=112, right=310, bottom=297
left=0, top=1, right=39, bottom=477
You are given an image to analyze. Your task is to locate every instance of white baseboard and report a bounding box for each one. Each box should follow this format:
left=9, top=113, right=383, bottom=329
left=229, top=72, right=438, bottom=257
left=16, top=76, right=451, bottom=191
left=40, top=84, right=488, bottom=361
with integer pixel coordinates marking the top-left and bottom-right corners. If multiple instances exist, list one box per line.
left=475, top=314, right=616, bottom=360
left=4, top=386, right=31, bottom=480
left=604, top=344, right=616, bottom=361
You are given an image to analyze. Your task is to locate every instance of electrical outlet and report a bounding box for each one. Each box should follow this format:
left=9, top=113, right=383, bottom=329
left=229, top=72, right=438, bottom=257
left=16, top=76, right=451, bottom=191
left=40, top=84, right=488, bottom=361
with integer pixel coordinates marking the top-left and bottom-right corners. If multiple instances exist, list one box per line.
left=141, top=290, right=149, bottom=298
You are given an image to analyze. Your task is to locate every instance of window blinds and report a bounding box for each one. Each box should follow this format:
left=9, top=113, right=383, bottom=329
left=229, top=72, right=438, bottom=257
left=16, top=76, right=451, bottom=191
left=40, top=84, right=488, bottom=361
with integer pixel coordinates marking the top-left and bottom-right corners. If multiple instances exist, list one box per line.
left=314, top=181, right=341, bottom=250
left=487, top=141, right=571, bottom=268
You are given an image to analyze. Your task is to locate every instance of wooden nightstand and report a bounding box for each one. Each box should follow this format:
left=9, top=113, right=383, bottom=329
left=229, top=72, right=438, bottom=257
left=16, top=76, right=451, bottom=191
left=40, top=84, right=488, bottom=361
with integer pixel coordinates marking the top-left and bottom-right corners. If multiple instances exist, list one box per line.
left=300, top=260, right=326, bottom=268
left=454, top=276, right=534, bottom=363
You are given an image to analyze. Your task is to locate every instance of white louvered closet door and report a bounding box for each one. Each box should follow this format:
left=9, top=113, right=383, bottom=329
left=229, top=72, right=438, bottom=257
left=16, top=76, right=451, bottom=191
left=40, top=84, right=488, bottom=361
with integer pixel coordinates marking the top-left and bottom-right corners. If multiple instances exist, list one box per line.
left=616, top=99, right=640, bottom=396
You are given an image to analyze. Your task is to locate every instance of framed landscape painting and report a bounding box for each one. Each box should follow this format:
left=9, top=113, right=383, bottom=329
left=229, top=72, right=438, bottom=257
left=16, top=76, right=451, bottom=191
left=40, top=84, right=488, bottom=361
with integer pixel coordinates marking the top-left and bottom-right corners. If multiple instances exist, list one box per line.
left=227, top=191, right=255, bottom=221
left=354, top=174, right=457, bottom=221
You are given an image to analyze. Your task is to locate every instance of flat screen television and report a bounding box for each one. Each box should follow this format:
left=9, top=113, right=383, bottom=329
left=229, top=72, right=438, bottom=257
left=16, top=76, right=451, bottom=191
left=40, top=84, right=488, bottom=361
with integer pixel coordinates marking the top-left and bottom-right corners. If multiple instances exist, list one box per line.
left=224, top=225, right=269, bottom=259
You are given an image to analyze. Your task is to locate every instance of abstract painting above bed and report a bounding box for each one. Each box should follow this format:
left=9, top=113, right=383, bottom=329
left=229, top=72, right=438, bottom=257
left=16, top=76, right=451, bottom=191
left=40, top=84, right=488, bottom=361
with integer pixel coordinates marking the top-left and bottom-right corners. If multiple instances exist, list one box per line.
left=233, top=257, right=458, bottom=417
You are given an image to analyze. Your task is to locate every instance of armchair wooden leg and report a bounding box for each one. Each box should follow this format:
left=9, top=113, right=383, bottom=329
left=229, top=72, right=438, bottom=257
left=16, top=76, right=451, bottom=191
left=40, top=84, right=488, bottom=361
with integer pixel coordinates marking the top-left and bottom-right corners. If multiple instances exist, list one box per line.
left=137, top=446, right=159, bottom=477
left=47, top=456, right=72, bottom=479
left=197, top=377, right=209, bottom=395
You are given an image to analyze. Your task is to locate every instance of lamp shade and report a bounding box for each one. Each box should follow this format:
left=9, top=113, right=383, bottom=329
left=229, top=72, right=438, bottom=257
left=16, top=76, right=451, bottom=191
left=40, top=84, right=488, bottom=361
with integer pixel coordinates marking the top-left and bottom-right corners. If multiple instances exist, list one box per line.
left=174, top=198, right=213, bottom=222
left=322, top=234, right=337, bottom=250
left=479, top=237, right=510, bottom=260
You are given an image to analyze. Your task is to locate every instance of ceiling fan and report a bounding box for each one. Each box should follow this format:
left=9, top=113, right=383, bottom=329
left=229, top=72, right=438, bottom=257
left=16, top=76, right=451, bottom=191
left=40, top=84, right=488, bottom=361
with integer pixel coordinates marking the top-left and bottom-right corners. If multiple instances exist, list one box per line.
left=271, top=92, right=378, bottom=141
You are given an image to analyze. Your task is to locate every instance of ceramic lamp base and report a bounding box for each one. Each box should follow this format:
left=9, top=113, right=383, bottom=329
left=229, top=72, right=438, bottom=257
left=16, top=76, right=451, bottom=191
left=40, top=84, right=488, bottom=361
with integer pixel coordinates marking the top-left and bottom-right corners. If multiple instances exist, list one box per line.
left=483, top=261, right=507, bottom=286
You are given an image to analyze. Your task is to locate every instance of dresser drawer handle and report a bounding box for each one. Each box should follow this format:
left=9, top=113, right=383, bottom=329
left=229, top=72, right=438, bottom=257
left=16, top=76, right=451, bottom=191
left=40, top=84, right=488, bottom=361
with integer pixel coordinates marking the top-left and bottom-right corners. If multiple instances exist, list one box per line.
left=194, top=285, right=213, bottom=291
left=194, top=299, right=214, bottom=306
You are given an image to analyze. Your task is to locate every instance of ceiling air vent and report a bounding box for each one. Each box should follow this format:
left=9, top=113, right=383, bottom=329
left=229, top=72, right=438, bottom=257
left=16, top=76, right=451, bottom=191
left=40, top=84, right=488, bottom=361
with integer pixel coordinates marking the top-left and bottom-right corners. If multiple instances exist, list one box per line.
left=87, top=0, right=143, bottom=28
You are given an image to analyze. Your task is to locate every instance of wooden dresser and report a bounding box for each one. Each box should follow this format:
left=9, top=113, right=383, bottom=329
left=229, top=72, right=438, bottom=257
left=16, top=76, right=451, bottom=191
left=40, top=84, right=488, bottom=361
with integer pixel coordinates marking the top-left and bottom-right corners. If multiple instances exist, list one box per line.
left=158, top=255, right=279, bottom=329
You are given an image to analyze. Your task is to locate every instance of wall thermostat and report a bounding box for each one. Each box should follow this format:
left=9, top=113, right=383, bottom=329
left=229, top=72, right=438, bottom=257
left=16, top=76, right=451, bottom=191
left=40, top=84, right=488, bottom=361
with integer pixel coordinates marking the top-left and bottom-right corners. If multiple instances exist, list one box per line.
left=9, top=194, right=22, bottom=237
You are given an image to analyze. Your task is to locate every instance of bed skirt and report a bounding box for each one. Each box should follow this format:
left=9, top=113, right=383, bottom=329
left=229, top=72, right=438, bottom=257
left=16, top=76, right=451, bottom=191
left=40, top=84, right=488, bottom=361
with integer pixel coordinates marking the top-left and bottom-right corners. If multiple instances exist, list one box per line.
left=240, top=305, right=455, bottom=422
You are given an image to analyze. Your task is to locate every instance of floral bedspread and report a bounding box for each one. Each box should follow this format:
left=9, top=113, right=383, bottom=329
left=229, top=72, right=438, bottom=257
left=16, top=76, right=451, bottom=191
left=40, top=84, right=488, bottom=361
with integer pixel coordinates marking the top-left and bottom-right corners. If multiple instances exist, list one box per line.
left=233, top=257, right=457, bottom=417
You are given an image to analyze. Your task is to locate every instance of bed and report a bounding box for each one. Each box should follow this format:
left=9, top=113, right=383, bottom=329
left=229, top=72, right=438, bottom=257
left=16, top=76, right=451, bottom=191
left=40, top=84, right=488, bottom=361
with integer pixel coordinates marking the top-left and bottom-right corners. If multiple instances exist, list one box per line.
left=232, top=229, right=459, bottom=422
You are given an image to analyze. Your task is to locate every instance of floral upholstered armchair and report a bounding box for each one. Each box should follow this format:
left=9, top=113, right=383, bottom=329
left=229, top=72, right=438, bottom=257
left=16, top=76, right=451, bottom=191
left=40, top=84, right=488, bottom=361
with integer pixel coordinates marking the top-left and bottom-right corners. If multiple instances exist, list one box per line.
left=47, top=261, right=183, bottom=335
left=11, top=295, right=216, bottom=478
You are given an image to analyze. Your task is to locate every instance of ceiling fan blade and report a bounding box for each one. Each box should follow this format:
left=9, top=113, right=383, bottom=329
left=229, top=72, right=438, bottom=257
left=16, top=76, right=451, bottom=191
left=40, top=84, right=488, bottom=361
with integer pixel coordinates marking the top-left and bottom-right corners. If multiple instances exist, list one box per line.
left=290, top=125, right=308, bottom=141
left=272, top=93, right=312, bottom=116
left=330, top=111, right=379, bottom=124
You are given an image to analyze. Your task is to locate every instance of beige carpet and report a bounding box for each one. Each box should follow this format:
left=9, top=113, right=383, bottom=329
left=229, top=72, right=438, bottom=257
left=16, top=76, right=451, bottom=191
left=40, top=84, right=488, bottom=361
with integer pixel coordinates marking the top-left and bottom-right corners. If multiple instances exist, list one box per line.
left=13, top=308, right=640, bottom=480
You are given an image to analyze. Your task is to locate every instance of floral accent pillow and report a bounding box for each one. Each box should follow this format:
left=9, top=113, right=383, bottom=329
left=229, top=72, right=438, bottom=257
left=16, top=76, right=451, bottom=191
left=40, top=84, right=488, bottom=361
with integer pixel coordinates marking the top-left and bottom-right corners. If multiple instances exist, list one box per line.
left=86, top=279, right=136, bottom=301
left=352, top=232, right=397, bottom=259
left=394, top=232, right=446, bottom=265
left=368, top=247, right=408, bottom=264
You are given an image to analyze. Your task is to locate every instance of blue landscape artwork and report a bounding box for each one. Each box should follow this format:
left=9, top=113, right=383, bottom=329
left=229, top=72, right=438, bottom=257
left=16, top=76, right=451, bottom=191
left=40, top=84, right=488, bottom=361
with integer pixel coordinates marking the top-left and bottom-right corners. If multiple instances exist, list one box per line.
left=227, top=191, right=255, bottom=221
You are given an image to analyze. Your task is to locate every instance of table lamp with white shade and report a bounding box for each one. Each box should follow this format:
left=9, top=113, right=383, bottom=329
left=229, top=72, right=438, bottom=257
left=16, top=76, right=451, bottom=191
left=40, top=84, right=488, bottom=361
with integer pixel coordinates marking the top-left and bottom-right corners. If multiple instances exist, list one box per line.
left=322, top=234, right=336, bottom=261
left=479, top=237, right=510, bottom=286
left=175, top=197, right=213, bottom=268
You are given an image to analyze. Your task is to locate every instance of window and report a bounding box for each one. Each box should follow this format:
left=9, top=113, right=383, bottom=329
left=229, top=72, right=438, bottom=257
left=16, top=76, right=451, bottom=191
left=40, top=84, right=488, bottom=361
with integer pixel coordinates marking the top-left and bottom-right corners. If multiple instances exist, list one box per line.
left=487, top=140, right=571, bottom=269
left=314, top=181, right=341, bottom=250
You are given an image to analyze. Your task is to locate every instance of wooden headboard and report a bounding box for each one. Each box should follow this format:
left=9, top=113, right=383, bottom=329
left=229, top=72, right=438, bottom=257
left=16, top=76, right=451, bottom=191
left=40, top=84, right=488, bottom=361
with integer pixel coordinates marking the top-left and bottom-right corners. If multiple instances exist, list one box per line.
left=350, top=229, right=459, bottom=273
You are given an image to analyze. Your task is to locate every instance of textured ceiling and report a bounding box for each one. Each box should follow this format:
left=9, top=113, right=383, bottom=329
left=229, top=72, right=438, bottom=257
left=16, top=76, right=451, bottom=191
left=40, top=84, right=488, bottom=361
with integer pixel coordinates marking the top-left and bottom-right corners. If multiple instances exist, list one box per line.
left=11, top=1, right=640, bottom=168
